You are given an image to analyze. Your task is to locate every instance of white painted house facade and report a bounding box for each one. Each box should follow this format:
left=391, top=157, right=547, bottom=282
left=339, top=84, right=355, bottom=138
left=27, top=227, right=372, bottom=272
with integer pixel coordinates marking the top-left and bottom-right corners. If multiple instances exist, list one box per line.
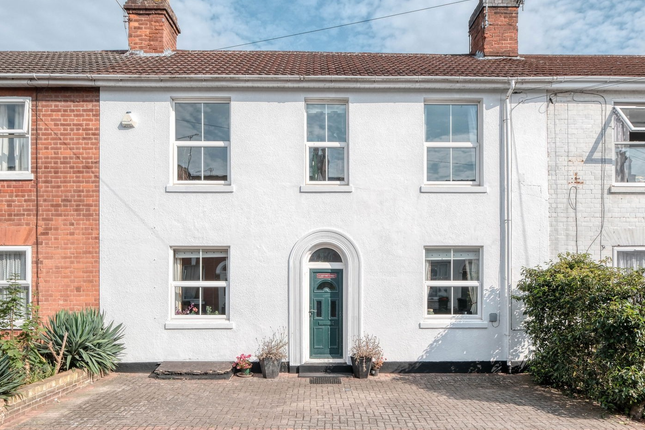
left=3, top=0, right=645, bottom=372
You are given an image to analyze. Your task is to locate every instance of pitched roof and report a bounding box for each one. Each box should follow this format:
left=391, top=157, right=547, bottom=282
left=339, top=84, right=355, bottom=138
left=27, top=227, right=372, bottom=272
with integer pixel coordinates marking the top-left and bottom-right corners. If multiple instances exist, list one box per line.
left=1, top=50, right=645, bottom=78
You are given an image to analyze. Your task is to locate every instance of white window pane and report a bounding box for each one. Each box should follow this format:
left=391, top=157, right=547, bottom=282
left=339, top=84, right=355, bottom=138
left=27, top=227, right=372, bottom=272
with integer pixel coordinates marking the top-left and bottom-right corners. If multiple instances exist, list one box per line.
left=427, top=258, right=451, bottom=281
left=176, top=286, right=226, bottom=316
left=177, top=146, right=203, bottom=180
left=307, top=104, right=326, bottom=142
left=618, top=107, right=645, bottom=129
left=175, top=103, right=202, bottom=141
left=0, top=251, right=27, bottom=281
left=452, top=148, right=477, bottom=181
left=453, top=258, right=480, bottom=281
left=203, top=104, right=230, bottom=141
left=174, top=250, right=201, bottom=281
left=309, top=147, right=326, bottom=181
left=203, top=147, right=228, bottom=181
left=617, top=251, right=645, bottom=270
left=427, top=148, right=451, bottom=181
left=0, top=137, right=29, bottom=172
left=425, top=249, right=451, bottom=260
left=428, top=287, right=451, bottom=315
left=616, top=145, right=645, bottom=183
left=425, top=105, right=450, bottom=142
left=326, top=105, right=346, bottom=142
left=452, top=105, right=478, bottom=143
left=327, top=147, right=345, bottom=181
left=0, top=103, right=25, bottom=131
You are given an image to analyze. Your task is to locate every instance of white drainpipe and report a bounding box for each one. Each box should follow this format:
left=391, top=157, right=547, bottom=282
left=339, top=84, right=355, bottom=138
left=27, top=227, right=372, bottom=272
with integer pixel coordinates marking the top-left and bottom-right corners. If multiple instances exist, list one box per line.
left=503, top=79, right=516, bottom=373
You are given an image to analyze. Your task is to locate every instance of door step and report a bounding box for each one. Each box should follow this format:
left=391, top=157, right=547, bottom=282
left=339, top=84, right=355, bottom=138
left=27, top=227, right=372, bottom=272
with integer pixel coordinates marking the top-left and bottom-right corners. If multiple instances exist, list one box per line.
left=153, top=361, right=233, bottom=380
left=298, top=363, right=352, bottom=378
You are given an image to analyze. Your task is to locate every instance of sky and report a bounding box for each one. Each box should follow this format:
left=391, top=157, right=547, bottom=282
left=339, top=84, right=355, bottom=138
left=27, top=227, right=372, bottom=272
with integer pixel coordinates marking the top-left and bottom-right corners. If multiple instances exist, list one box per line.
left=0, top=0, right=644, bottom=55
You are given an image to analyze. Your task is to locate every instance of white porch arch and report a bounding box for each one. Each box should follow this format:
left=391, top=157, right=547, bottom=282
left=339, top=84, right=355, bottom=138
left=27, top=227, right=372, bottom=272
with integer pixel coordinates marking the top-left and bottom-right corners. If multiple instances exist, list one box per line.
left=288, top=229, right=362, bottom=366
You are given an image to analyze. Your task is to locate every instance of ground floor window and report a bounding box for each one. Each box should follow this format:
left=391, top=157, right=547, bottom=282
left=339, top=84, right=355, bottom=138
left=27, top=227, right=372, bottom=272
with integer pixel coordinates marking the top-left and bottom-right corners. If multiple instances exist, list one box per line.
left=614, top=247, right=645, bottom=270
left=172, top=248, right=227, bottom=317
left=425, top=248, right=480, bottom=316
left=0, top=246, right=30, bottom=312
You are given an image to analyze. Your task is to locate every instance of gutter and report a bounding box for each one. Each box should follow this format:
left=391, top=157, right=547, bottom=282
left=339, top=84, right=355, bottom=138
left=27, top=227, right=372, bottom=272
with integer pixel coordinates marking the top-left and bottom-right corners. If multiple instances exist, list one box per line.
left=503, top=79, right=516, bottom=373
left=0, top=73, right=643, bottom=90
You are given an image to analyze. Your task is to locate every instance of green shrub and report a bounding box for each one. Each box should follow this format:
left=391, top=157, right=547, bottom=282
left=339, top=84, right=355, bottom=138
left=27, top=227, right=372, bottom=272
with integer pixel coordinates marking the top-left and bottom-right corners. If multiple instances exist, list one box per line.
left=518, top=253, right=645, bottom=416
left=39, top=309, right=125, bottom=376
left=0, top=353, right=24, bottom=402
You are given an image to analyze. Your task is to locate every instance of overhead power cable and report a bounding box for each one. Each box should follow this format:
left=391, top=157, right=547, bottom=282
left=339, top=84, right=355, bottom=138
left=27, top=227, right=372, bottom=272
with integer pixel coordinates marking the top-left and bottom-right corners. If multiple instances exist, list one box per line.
left=215, top=0, right=476, bottom=50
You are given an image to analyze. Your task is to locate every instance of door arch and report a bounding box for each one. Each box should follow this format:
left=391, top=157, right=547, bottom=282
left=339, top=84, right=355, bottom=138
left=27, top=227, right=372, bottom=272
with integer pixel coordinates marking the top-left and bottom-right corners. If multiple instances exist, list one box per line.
left=288, top=229, right=362, bottom=366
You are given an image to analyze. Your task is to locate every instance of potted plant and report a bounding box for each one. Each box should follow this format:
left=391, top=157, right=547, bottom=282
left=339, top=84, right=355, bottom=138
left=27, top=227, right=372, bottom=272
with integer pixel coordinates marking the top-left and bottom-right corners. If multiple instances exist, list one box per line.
left=371, top=355, right=386, bottom=376
left=350, top=334, right=382, bottom=379
left=233, top=353, right=252, bottom=377
left=256, top=327, right=287, bottom=379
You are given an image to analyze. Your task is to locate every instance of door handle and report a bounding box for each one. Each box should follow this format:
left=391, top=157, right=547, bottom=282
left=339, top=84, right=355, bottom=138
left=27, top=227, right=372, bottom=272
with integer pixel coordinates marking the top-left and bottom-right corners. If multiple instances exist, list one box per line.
left=309, top=309, right=315, bottom=316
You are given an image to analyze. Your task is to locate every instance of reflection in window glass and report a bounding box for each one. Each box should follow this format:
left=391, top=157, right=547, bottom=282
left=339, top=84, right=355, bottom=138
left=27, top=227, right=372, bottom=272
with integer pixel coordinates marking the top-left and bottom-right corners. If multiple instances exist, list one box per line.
left=310, top=248, right=342, bottom=262
left=306, top=103, right=347, bottom=184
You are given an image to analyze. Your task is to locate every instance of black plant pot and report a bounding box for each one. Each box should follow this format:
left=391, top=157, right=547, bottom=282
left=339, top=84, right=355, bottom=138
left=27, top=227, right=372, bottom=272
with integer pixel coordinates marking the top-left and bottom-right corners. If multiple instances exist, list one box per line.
left=351, top=356, right=372, bottom=379
left=260, top=358, right=281, bottom=379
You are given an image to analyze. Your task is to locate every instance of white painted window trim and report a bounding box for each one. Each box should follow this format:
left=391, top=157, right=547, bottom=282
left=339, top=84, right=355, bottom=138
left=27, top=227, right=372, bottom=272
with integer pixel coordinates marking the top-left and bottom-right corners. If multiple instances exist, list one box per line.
left=613, top=104, right=645, bottom=187
left=613, top=246, right=645, bottom=268
left=167, top=246, right=231, bottom=328
left=304, top=99, right=349, bottom=187
left=423, top=100, right=482, bottom=188
left=0, top=246, right=32, bottom=314
left=169, top=98, right=232, bottom=191
left=422, top=246, right=483, bottom=323
left=0, top=98, right=32, bottom=179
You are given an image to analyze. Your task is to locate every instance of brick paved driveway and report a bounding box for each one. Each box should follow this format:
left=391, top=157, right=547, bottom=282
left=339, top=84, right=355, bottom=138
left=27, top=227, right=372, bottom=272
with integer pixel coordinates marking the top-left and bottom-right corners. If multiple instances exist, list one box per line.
left=4, top=372, right=644, bottom=430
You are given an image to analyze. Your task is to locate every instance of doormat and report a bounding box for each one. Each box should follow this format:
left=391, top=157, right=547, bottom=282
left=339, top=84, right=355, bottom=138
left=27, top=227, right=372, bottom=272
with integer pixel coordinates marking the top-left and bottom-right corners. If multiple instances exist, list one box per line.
left=309, top=377, right=342, bottom=385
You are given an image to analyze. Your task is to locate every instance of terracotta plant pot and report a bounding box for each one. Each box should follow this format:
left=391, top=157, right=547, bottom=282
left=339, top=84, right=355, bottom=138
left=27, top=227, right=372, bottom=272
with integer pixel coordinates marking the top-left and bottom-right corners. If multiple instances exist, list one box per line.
left=260, top=358, right=281, bottom=379
left=351, top=356, right=372, bottom=379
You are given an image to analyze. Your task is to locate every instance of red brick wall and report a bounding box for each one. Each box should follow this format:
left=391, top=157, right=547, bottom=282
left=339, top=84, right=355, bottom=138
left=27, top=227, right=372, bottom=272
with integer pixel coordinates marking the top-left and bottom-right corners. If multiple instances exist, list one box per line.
left=128, top=11, right=178, bottom=53
left=469, top=7, right=519, bottom=57
left=0, top=88, right=99, bottom=318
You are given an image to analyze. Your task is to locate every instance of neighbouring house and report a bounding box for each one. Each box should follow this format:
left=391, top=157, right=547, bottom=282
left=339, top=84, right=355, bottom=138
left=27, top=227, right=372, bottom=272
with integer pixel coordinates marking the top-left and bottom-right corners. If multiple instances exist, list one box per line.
left=1, top=0, right=644, bottom=372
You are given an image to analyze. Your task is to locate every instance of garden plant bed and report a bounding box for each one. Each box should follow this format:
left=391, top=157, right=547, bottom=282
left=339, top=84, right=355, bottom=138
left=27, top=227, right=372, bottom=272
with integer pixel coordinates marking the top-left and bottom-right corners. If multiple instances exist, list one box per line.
left=0, top=369, right=95, bottom=426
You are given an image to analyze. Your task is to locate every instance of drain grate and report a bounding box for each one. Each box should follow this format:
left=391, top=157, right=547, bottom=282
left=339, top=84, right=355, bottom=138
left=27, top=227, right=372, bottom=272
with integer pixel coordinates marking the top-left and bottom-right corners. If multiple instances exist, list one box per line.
left=310, top=377, right=342, bottom=385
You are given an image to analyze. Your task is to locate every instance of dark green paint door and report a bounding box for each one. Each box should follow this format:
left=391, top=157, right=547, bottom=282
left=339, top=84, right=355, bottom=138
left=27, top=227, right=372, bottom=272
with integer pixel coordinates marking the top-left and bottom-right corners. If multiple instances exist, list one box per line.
left=310, top=269, right=343, bottom=358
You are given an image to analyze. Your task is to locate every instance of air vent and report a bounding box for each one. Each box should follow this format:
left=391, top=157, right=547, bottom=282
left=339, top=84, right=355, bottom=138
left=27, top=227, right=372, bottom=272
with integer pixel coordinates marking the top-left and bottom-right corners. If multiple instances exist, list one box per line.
left=309, top=377, right=341, bottom=385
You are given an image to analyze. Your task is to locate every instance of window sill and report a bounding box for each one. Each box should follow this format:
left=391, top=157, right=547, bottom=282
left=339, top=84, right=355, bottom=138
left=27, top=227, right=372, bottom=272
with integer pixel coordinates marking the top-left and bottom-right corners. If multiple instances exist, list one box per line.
left=300, top=185, right=354, bottom=193
left=164, top=320, right=235, bottom=330
left=419, top=320, right=488, bottom=329
left=420, top=185, right=488, bottom=194
left=0, top=172, right=34, bottom=181
left=609, top=184, right=645, bottom=194
left=165, top=185, right=235, bottom=193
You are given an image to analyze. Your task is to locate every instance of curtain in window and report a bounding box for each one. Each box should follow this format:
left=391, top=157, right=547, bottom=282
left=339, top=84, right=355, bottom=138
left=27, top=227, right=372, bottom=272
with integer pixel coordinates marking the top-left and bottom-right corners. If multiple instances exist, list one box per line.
left=464, top=259, right=479, bottom=314
left=617, top=251, right=645, bottom=270
left=467, top=106, right=478, bottom=144
left=0, top=252, right=26, bottom=281
left=0, top=105, right=27, bottom=171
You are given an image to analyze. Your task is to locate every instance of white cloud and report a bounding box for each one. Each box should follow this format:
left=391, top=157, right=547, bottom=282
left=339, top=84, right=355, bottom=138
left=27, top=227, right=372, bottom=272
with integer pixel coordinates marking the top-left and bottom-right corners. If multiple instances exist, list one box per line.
left=0, top=0, right=644, bottom=55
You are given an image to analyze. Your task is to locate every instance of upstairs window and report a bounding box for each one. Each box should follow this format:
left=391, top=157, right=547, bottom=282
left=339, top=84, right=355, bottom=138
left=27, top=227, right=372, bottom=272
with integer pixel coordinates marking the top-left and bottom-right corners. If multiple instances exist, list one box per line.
left=306, top=103, right=347, bottom=184
left=424, top=103, right=479, bottom=184
left=615, top=106, right=645, bottom=184
left=174, top=101, right=230, bottom=184
left=0, top=99, right=30, bottom=175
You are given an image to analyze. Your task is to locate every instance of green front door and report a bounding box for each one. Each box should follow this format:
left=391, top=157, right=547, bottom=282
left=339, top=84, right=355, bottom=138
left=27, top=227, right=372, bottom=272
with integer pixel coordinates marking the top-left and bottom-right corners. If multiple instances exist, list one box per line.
left=310, top=269, right=343, bottom=358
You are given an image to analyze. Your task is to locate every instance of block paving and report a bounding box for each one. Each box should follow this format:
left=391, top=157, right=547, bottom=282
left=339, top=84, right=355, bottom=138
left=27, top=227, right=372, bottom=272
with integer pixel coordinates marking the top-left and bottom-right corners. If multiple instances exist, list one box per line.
left=4, top=372, right=644, bottom=430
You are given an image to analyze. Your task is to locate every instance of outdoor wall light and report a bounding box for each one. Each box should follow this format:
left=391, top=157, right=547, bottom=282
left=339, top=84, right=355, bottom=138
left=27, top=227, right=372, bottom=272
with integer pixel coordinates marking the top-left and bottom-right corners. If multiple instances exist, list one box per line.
left=120, top=111, right=137, bottom=128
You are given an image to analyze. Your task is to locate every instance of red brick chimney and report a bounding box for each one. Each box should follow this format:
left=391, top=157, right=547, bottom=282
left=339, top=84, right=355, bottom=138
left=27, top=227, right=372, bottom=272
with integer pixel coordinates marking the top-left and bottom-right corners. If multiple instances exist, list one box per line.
left=469, top=0, right=522, bottom=57
left=124, top=0, right=181, bottom=54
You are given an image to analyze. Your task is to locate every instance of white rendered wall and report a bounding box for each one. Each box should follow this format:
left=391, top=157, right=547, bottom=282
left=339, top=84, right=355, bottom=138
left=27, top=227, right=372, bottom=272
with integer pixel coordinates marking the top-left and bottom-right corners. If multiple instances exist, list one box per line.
left=547, top=92, right=645, bottom=262
left=99, top=87, right=548, bottom=364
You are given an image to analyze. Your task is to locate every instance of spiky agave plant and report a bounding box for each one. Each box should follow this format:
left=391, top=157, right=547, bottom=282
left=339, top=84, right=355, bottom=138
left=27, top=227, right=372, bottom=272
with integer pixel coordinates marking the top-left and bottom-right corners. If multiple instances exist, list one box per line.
left=39, top=309, right=125, bottom=376
left=0, top=354, right=24, bottom=402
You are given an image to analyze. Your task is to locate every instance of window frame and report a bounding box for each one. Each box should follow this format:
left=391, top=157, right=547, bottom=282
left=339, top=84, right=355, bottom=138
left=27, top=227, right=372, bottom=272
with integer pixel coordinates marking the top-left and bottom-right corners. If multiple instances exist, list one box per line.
left=613, top=105, right=645, bottom=186
left=0, top=246, right=31, bottom=313
left=424, top=246, right=482, bottom=319
left=613, top=246, right=645, bottom=269
left=0, top=98, right=32, bottom=179
left=423, top=101, right=481, bottom=186
left=304, top=99, right=349, bottom=186
left=171, top=99, right=231, bottom=186
left=170, top=247, right=229, bottom=320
